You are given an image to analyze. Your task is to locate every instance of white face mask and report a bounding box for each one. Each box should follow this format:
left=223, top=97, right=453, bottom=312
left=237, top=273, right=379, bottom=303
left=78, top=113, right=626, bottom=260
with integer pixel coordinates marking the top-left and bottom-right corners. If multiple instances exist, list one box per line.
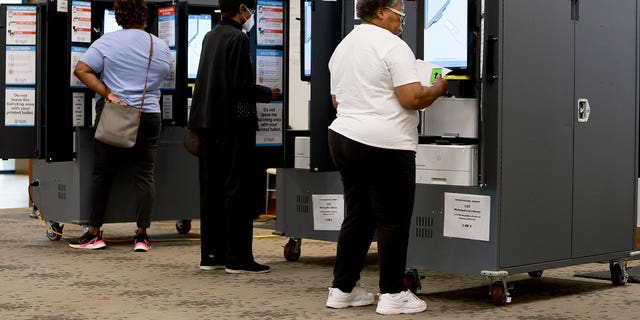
left=241, top=6, right=255, bottom=32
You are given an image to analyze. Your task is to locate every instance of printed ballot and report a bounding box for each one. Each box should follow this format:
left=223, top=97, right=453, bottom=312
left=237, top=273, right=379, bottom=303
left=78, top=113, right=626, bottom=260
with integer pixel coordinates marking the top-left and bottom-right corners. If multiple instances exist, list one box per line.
left=416, top=59, right=451, bottom=86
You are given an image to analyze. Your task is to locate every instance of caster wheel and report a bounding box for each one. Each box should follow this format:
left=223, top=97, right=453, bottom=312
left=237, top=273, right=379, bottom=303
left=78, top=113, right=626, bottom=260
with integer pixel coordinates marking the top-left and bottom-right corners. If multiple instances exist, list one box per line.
left=490, top=282, right=507, bottom=306
left=610, top=262, right=628, bottom=286
left=283, top=238, right=301, bottom=261
left=528, top=270, right=543, bottom=278
left=404, top=269, right=421, bottom=293
left=176, top=219, right=192, bottom=234
left=46, top=222, right=63, bottom=241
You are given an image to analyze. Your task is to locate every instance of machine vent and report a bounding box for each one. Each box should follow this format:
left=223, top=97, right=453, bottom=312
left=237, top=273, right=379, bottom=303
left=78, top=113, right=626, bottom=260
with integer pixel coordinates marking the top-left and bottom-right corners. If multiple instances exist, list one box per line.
left=296, top=194, right=309, bottom=214
left=57, top=183, right=67, bottom=200
left=415, top=215, right=434, bottom=239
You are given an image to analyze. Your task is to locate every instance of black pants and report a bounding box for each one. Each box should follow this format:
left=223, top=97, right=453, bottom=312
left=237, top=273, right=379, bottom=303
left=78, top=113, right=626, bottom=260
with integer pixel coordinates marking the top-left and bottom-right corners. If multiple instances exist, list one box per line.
left=198, top=128, right=257, bottom=267
left=89, top=101, right=161, bottom=229
left=328, top=130, right=416, bottom=294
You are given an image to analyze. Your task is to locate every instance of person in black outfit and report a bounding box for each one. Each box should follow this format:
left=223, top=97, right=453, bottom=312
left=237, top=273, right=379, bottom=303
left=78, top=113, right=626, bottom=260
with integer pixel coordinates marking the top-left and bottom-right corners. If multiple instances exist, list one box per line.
left=188, top=0, right=279, bottom=273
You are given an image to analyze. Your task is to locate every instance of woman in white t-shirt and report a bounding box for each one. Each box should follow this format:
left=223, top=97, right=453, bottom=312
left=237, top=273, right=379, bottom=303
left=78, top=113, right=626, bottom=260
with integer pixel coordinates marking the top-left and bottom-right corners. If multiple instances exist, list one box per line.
left=325, top=0, right=448, bottom=315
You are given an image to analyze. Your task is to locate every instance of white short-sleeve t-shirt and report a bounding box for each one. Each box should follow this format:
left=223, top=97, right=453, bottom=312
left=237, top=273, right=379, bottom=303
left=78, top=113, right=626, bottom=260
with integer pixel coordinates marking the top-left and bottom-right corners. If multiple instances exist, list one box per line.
left=328, top=24, right=420, bottom=151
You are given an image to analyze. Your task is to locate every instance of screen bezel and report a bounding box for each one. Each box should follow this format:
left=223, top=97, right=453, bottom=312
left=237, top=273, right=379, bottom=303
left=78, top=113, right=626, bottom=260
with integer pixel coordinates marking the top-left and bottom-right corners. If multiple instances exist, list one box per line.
left=418, top=0, right=474, bottom=75
left=300, top=0, right=311, bottom=81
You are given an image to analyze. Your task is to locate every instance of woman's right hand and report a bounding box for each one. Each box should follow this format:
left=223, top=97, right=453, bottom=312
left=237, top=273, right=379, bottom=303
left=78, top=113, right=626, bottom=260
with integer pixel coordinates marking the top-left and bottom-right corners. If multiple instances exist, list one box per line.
left=432, top=76, right=448, bottom=97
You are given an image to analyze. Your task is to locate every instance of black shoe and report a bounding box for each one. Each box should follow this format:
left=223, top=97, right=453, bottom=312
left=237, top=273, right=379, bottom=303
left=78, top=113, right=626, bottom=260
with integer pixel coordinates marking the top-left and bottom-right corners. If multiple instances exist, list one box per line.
left=225, top=261, right=270, bottom=274
left=200, top=255, right=225, bottom=271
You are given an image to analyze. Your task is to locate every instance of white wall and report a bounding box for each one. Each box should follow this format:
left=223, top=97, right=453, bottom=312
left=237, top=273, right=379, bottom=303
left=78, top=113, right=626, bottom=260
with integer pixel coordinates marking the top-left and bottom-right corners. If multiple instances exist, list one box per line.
left=287, top=0, right=310, bottom=130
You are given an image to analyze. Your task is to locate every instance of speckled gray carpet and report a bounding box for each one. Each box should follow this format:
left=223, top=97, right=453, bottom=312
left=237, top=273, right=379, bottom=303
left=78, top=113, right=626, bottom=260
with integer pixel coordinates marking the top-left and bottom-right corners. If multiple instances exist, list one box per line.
left=1, top=207, right=640, bottom=319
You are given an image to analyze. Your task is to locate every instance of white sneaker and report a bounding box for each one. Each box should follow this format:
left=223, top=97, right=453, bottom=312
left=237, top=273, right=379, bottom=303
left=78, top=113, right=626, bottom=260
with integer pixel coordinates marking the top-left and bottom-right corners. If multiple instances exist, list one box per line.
left=326, top=284, right=375, bottom=308
left=376, top=290, right=427, bottom=315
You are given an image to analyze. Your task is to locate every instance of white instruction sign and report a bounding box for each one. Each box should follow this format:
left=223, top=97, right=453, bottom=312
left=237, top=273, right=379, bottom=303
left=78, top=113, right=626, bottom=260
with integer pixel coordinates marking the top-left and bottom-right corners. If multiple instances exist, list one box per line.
left=5, top=87, right=35, bottom=127
left=256, top=49, right=282, bottom=90
left=70, top=46, right=88, bottom=87
left=443, top=192, right=491, bottom=241
left=58, top=0, right=68, bottom=13
left=72, top=92, right=85, bottom=126
left=312, top=194, right=344, bottom=231
left=6, top=46, right=35, bottom=85
left=162, top=95, right=173, bottom=120
left=71, top=1, right=91, bottom=43
left=256, top=0, right=284, bottom=46
left=256, top=102, right=282, bottom=146
left=160, top=50, right=176, bottom=89
left=6, top=6, right=37, bottom=45
left=157, top=6, right=176, bottom=47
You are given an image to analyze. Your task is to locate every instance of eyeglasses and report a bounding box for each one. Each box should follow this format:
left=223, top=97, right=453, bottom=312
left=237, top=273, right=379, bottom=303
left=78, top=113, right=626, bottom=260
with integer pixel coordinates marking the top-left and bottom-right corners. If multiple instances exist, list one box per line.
left=242, top=4, right=255, bottom=15
left=385, top=6, right=406, bottom=23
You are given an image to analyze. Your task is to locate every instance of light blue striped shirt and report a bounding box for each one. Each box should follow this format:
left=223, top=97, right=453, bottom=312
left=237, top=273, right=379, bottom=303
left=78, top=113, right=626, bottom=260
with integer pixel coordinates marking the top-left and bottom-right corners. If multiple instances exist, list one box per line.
left=80, top=29, right=171, bottom=113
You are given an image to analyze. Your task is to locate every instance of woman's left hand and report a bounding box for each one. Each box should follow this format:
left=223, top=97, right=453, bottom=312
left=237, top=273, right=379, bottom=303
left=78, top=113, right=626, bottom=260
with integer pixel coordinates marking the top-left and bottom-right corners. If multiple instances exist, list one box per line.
left=107, top=92, right=126, bottom=106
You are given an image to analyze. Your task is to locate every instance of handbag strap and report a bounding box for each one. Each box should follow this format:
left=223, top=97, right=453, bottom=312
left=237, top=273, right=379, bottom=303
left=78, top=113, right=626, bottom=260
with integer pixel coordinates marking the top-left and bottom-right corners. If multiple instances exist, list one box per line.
left=140, top=33, right=153, bottom=110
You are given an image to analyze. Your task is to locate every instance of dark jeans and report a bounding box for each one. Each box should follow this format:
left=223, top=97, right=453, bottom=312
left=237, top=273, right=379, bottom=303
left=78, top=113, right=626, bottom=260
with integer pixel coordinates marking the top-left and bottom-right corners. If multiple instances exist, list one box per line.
left=89, top=100, right=161, bottom=229
left=328, top=130, right=416, bottom=294
left=198, top=128, right=257, bottom=267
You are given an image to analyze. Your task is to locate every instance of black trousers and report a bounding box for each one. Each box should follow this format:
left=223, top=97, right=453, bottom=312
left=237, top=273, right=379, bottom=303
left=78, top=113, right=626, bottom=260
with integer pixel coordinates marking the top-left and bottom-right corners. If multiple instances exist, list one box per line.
left=198, top=128, right=257, bottom=266
left=328, top=130, right=416, bottom=294
left=89, top=101, right=161, bottom=229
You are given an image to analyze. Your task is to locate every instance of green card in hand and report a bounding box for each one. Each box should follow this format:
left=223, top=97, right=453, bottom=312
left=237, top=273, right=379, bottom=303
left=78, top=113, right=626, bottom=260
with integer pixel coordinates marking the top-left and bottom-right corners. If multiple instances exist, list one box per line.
left=430, top=67, right=443, bottom=85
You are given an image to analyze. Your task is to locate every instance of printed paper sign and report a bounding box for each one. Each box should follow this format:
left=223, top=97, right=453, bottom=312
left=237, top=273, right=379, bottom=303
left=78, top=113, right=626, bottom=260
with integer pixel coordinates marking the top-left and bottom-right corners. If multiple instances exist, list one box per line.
left=162, top=95, right=173, bottom=120
left=256, top=0, right=284, bottom=46
left=443, top=192, right=491, bottom=241
left=256, top=102, right=282, bottom=146
left=312, top=194, right=344, bottom=231
left=256, top=49, right=282, bottom=90
left=70, top=46, right=88, bottom=87
left=72, top=92, right=85, bottom=126
left=58, top=0, right=68, bottom=13
left=6, top=6, right=36, bottom=45
left=6, top=46, right=35, bottom=85
left=71, top=1, right=91, bottom=43
left=160, top=50, right=176, bottom=89
left=5, top=87, right=35, bottom=127
left=157, top=6, right=176, bottom=48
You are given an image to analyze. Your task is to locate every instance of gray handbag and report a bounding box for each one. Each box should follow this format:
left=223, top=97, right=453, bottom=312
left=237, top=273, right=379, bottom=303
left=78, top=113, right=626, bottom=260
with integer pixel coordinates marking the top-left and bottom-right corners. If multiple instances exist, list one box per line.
left=94, top=33, right=153, bottom=148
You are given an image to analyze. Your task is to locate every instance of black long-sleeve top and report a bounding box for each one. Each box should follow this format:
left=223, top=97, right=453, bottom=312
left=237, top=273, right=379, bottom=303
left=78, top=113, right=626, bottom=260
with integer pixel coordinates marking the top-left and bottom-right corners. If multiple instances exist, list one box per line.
left=188, top=19, right=271, bottom=132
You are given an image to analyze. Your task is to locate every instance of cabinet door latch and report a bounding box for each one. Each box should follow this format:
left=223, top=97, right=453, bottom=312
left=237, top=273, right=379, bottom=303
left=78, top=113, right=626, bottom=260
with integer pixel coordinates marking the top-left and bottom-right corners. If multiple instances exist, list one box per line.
left=577, top=98, right=590, bottom=123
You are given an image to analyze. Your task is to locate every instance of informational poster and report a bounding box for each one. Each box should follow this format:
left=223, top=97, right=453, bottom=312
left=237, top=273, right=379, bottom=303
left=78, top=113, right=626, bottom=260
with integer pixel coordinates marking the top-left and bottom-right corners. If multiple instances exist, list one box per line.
left=312, top=194, right=344, bottom=231
left=57, top=0, right=68, bottom=13
left=70, top=46, right=87, bottom=88
left=72, top=92, right=85, bottom=127
left=6, top=6, right=36, bottom=45
left=6, top=46, right=35, bottom=85
left=71, top=1, right=91, bottom=43
left=443, top=193, right=491, bottom=241
left=162, top=95, right=173, bottom=120
left=157, top=6, right=176, bottom=48
left=160, top=50, right=176, bottom=89
left=256, top=102, right=282, bottom=146
left=256, top=0, right=283, bottom=46
left=256, top=49, right=282, bottom=90
left=5, top=87, right=35, bottom=127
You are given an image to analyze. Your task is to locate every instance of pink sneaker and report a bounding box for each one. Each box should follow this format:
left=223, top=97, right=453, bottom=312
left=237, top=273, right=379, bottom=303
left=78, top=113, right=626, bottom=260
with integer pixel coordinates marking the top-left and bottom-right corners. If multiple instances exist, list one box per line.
left=133, top=233, right=151, bottom=252
left=69, top=231, right=107, bottom=250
